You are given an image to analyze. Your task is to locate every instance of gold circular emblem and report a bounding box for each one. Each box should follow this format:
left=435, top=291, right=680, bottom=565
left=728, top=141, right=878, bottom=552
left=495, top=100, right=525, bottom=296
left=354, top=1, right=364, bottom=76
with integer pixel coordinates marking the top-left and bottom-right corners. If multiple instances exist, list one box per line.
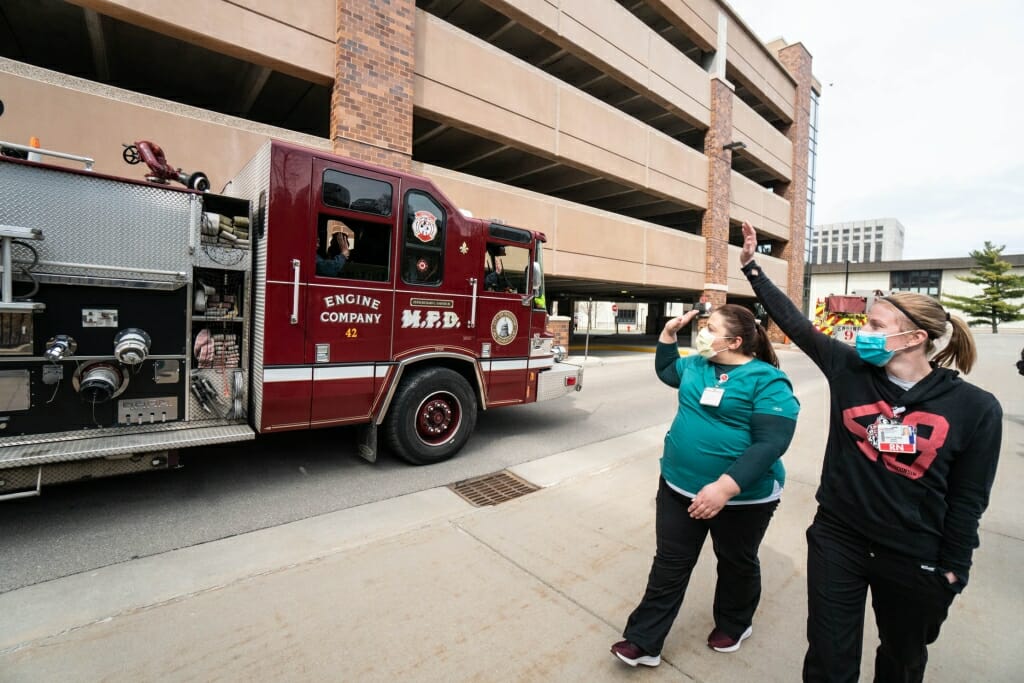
left=491, top=310, right=518, bottom=345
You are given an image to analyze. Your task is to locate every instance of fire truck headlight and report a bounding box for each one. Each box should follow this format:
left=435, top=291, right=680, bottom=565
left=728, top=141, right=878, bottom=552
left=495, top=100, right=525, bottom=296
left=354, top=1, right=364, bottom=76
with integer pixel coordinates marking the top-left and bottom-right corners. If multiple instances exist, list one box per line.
left=114, top=328, right=152, bottom=366
left=77, top=362, right=126, bottom=404
left=552, top=344, right=567, bottom=363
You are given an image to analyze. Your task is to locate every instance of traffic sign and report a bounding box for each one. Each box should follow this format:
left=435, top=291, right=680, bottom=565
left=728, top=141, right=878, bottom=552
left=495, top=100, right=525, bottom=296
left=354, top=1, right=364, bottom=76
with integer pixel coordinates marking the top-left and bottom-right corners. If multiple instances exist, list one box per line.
left=611, top=303, right=618, bottom=314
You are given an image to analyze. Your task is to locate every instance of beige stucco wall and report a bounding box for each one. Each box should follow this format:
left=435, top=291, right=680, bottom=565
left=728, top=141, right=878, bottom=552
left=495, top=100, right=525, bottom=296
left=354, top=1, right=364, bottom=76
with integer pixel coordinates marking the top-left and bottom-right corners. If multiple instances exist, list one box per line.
left=645, top=0, right=719, bottom=52
left=484, top=0, right=711, bottom=127
left=0, top=59, right=328, bottom=184
left=725, top=14, right=796, bottom=123
left=419, top=163, right=706, bottom=289
left=731, top=96, right=792, bottom=180
left=728, top=172, right=790, bottom=242
left=68, top=0, right=334, bottom=84
left=3, top=0, right=809, bottom=304
left=727, top=246, right=789, bottom=299
left=415, top=11, right=708, bottom=210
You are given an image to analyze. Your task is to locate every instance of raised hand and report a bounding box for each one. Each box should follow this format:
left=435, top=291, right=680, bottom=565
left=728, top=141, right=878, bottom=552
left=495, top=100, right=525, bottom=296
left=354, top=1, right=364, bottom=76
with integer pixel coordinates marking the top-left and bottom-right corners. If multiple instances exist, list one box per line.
left=661, top=309, right=699, bottom=341
left=740, top=221, right=757, bottom=266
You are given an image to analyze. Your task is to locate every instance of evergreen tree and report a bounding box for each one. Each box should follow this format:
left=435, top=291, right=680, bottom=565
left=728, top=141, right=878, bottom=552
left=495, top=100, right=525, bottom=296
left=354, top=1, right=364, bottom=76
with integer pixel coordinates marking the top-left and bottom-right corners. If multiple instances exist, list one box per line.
left=942, top=242, right=1024, bottom=333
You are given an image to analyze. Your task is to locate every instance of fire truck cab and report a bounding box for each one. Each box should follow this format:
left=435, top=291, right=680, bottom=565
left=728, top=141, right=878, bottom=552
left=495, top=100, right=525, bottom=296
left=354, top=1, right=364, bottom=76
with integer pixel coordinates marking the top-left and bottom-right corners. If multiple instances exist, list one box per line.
left=0, top=139, right=581, bottom=498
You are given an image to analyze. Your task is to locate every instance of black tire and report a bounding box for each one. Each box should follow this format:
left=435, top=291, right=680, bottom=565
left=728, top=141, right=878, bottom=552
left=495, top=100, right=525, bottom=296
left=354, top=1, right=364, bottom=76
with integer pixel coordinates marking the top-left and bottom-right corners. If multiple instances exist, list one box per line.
left=384, top=367, right=477, bottom=465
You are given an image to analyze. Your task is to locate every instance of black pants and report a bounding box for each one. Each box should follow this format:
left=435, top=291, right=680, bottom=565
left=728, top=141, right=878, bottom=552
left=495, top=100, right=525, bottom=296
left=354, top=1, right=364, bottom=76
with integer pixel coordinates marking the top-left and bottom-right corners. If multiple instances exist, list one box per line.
left=622, top=476, right=779, bottom=656
left=803, top=513, right=959, bottom=683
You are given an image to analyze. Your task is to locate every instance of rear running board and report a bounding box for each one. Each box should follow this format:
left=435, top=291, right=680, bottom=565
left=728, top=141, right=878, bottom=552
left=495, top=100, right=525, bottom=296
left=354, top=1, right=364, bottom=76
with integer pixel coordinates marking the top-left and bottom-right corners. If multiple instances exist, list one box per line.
left=0, top=423, right=256, bottom=468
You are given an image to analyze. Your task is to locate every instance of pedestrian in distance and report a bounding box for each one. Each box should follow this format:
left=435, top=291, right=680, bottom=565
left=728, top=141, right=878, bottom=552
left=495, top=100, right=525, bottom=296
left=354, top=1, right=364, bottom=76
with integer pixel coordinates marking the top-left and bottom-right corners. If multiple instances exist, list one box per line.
left=739, top=221, right=1002, bottom=683
left=611, top=304, right=800, bottom=668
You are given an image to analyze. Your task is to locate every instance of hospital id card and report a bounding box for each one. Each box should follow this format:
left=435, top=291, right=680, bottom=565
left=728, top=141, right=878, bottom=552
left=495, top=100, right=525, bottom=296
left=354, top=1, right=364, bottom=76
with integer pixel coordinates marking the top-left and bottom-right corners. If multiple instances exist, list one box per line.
left=699, top=387, right=725, bottom=407
left=877, top=423, right=917, bottom=454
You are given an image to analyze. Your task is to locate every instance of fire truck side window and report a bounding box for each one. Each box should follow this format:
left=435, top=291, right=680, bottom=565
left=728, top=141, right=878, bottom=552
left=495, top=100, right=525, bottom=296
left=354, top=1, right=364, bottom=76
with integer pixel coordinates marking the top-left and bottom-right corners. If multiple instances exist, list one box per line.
left=402, top=192, right=445, bottom=287
left=315, top=215, right=391, bottom=282
left=322, top=170, right=392, bottom=217
left=484, top=243, right=530, bottom=294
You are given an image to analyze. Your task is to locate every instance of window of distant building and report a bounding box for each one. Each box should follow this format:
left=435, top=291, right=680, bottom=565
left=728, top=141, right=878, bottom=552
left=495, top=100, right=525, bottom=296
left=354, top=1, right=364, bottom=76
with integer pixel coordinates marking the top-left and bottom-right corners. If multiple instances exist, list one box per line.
left=891, top=269, right=942, bottom=297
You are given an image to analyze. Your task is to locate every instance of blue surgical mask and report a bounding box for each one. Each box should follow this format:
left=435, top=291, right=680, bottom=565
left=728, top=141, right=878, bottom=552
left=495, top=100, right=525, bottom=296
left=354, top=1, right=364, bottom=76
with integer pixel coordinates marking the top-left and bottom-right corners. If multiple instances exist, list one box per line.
left=855, top=330, right=912, bottom=367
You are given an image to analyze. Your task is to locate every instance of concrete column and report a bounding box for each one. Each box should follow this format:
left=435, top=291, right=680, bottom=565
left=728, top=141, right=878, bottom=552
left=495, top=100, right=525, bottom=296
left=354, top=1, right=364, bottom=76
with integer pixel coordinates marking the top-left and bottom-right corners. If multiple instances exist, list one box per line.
left=332, top=0, right=414, bottom=170
left=700, top=76, right=734, bottom=309
left=773, top=42, right=815, bottom=341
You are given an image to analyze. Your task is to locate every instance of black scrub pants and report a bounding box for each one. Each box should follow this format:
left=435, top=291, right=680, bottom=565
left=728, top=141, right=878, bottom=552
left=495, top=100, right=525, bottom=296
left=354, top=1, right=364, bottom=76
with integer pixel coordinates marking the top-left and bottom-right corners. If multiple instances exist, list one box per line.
left=803, top=512, right=959, bottom=683
left=622, top=476, right=779, bottom=656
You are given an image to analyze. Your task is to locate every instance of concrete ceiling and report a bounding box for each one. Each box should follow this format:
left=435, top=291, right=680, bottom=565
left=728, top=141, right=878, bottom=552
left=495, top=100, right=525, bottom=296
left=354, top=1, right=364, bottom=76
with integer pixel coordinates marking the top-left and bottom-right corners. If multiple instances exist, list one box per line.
left=0, top=0, right=331, bottom=137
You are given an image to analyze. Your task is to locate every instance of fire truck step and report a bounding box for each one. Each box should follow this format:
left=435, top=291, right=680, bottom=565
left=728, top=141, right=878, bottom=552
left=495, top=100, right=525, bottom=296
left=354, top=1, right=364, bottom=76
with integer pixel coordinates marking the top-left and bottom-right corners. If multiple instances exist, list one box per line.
left=0, top=423, right=256, bottom=468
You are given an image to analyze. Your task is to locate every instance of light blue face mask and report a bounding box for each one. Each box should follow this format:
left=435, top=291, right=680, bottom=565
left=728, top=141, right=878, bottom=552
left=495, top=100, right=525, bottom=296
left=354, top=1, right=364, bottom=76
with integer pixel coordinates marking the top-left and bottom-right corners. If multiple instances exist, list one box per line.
left=855, top=330, right=912, bottom=367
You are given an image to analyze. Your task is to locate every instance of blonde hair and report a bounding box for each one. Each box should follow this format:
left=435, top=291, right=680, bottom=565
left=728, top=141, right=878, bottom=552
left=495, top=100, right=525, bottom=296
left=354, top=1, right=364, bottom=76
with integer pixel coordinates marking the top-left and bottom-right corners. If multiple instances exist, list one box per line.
left=882, top=292, right=976, bottom=374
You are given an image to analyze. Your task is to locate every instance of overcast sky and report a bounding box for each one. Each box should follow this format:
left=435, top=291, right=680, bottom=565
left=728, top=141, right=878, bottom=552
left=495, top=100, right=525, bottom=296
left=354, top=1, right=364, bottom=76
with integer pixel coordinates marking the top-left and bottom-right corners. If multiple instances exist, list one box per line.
left=727, top=0, right=1024, bottom=260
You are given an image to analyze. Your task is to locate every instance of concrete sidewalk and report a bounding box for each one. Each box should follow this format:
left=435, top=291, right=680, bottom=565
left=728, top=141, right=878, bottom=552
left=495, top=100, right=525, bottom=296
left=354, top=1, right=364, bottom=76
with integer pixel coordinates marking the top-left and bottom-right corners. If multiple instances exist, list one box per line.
left=1, top=389, right=1021, bottom=680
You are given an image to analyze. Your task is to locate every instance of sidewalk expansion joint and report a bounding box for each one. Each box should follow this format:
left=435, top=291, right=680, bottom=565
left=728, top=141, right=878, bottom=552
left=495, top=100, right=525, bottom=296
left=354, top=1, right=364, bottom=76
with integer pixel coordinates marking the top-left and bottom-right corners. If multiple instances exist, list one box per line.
left=449, top=520, right=693, bottom=678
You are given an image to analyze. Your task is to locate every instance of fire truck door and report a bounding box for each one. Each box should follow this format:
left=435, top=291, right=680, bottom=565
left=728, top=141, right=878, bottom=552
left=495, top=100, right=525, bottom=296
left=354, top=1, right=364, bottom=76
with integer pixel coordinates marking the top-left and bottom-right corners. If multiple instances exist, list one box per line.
left=305, top=160, right=398, bottom=427
left=477, top=237, right=534, bottom=404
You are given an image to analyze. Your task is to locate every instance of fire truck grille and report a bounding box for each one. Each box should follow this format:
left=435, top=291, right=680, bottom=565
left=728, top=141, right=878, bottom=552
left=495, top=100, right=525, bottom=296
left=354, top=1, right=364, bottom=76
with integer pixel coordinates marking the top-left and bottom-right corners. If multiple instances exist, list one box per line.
left=448, top=471, right=539, bottom=507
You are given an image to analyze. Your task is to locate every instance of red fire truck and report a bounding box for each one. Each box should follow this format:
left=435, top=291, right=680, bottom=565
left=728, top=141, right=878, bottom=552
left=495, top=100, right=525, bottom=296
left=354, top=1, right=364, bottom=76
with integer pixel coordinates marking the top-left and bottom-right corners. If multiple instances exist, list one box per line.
left=0, top=139, right=581, bottom=499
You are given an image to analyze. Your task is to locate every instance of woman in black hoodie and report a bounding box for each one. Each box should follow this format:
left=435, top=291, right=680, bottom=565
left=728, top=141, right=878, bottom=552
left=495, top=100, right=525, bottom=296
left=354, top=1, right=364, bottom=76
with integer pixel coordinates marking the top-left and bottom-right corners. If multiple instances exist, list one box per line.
left=739, top=222, right=1002, bottom=683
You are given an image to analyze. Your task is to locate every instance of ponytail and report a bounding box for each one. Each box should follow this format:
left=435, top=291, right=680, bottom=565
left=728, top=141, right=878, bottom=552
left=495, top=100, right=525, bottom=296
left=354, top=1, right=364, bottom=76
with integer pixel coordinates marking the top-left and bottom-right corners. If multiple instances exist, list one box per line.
left=932, top=314, right=977, bottom=374
left=753, top=324, right=779, bottom=368
left=884, top=292, right=978, bottom=375
left=716, top=304, right=779, bottom=367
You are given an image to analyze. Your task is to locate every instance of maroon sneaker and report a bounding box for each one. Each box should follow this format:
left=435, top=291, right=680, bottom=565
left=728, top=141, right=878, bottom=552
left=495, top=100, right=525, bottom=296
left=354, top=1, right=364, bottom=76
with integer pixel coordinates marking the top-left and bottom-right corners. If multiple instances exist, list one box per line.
left=610, top=640, right=661, bottom=667
left=707, top=625, right=752, bottom=653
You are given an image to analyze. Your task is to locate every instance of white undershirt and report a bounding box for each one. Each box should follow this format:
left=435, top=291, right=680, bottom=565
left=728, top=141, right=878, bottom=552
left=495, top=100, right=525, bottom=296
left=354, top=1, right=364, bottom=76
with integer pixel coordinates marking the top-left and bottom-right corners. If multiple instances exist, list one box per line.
left=886, top=374, right=918, bottom=391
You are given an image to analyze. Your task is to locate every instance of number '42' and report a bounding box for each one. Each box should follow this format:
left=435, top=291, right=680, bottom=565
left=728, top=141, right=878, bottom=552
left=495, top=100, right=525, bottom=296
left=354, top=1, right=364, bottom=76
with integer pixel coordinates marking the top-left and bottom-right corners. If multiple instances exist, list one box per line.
left=345, top=328, right=358, bottom=338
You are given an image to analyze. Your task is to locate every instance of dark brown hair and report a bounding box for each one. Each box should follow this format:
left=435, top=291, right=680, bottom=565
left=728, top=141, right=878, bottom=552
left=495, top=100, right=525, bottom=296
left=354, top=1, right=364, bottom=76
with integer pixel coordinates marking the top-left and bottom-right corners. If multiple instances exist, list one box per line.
left=716, top=304, right=779, bottom=368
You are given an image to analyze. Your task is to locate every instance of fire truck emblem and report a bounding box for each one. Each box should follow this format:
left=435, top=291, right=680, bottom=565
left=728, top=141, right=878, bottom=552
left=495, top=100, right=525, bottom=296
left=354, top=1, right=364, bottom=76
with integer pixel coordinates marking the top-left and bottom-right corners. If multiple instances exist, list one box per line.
left=412, top=210, right=438, bottom=243
left=491, top=310, right=518, bottom=346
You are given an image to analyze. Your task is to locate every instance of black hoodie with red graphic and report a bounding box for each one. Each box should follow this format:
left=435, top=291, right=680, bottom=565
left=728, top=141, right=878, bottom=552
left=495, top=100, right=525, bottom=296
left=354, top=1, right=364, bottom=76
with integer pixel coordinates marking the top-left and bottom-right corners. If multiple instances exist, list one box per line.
left=744, top=261, right=1002, bottom=586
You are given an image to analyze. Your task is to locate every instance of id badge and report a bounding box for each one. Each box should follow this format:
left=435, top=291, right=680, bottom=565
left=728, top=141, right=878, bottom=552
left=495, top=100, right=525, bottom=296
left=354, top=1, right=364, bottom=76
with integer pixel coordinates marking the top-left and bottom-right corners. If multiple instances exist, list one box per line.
left=877, top=423, right=917, bottom=454
left=700, top=387, right=725, bottom=407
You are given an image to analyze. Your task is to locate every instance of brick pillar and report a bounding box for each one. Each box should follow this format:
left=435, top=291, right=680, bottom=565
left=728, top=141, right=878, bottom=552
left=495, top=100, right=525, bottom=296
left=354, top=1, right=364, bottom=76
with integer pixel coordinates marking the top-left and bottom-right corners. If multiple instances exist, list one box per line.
left=332, top=0, right=414, bottom=170
left=772, top=42, right=815, bottom=342
left=546, top=316, right=570, bottom=350
left=700, top=77, right=734, bottom=310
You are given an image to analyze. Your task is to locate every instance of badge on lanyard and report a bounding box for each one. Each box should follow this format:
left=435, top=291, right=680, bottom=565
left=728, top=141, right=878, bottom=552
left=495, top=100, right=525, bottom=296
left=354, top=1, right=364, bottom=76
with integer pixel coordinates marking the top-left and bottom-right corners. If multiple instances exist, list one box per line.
left=700, top=387, right=725, bottom=407
left=699, top=370, right=728, bottom=407
left=867, top=412, right=917, bottom=454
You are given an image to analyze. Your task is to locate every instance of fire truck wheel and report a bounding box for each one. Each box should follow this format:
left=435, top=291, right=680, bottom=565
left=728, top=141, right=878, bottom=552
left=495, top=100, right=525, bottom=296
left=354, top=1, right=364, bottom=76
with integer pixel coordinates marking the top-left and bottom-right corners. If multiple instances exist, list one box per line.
left=385, top=367, right=477, bottom=465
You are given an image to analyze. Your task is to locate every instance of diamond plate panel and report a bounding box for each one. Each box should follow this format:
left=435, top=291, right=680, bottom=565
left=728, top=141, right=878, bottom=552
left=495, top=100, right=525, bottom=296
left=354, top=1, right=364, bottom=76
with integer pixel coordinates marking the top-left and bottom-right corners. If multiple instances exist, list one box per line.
left=0, top=422, right=255, bottom=468
left=536, top=363, right=583, bottom=401
left=0, top=161, right=194, bottom=282
left=0, top=456, right=172, bottom=493
left=223, top=142, right=272, bottom=428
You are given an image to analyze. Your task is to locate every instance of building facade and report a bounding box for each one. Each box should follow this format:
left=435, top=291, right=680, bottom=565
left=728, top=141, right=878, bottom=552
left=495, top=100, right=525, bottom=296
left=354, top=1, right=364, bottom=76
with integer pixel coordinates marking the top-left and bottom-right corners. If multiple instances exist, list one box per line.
left=0, top=0, right=819, bottom=337
left=809, top=254, right=1024, bottom=331
left=811, top=218, right=905, bottom=265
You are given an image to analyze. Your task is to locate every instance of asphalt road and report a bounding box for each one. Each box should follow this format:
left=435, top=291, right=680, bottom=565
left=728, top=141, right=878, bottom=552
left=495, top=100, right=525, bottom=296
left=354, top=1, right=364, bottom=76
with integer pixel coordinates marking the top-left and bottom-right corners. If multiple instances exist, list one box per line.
left=2, top=332, right=1018, bottom=595
left=0, top=352, right=679, bottom=593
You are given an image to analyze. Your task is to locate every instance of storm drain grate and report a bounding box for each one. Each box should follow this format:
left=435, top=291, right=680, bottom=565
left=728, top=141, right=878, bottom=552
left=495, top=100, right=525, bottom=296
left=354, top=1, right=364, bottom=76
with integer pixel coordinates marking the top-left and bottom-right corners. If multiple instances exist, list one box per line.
left=449, top=470, right=539, bottom=507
